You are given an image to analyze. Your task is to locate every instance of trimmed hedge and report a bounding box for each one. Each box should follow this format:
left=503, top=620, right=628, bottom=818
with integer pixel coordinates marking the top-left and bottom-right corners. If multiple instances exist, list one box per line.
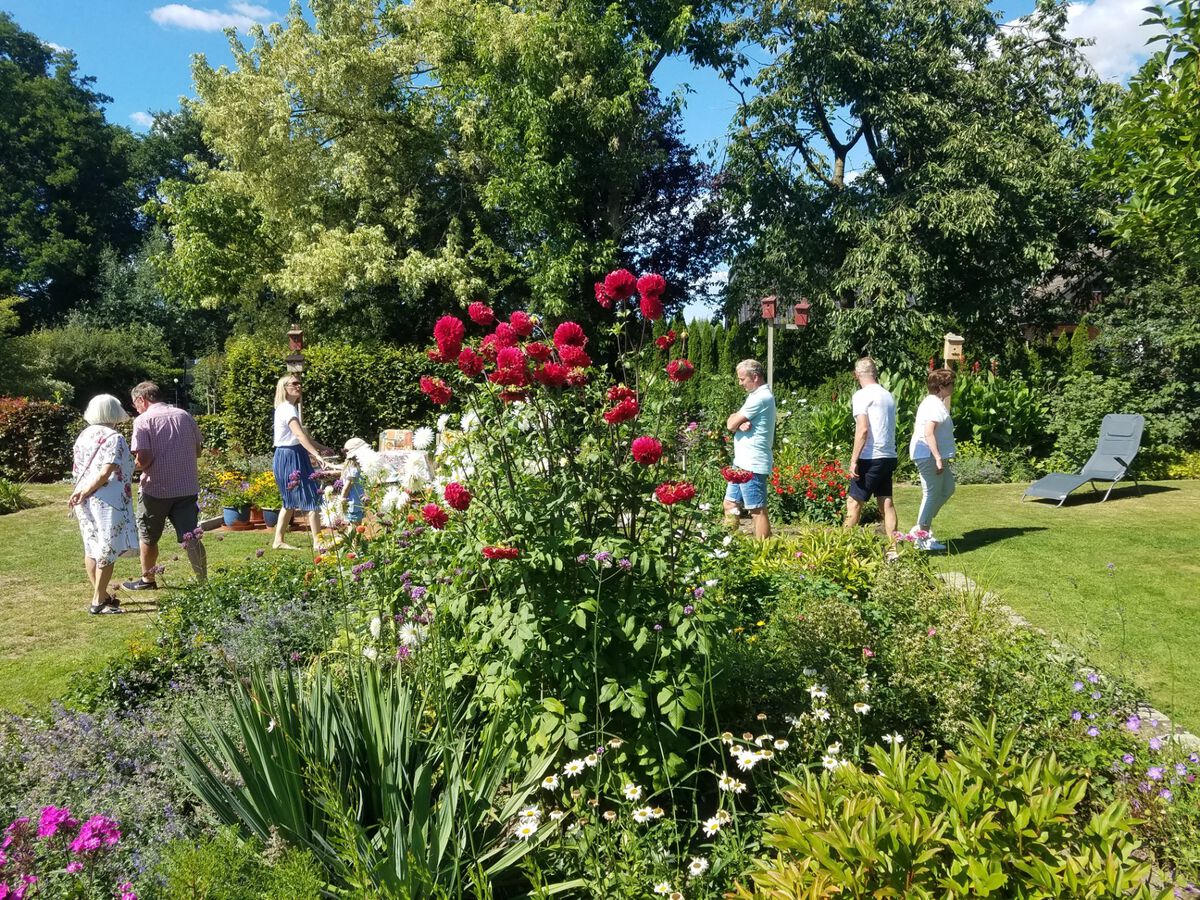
left=0, top=397, right=79, bottom=482
left=220, top=338, right=433, bottom=454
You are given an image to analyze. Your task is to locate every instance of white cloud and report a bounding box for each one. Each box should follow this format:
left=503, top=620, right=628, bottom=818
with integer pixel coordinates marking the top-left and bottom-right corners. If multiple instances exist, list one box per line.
left=44, top=41, right=68, bottom=52
left=149, top=2, right=273, bottom=32
left=1063, top=0, right=1158, bottom=80
left=129, top=112, right=155, bottom=129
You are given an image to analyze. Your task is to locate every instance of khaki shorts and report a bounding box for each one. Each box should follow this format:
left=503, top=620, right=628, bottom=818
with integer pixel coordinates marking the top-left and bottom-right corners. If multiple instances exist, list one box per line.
left=137, top=493, right=200, bottom=545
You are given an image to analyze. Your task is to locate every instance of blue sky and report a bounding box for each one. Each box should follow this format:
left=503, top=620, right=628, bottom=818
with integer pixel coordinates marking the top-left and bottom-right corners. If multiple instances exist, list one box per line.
left=2, top=0, right=1158, bottom=318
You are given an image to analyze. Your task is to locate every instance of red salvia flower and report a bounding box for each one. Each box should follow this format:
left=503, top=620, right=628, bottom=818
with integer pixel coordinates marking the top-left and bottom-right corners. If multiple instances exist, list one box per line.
left=631, top=436, right=663, bottom=465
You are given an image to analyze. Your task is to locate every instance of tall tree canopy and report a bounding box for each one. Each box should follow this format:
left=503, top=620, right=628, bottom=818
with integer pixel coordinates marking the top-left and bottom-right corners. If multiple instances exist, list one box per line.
left=0, top=12, right=141, bottom=328
left=153, top=0, right=723, bottom=339
left=715, top=0, right=1114, bottom=363
left=1091, top=0, right=1200, bottom=269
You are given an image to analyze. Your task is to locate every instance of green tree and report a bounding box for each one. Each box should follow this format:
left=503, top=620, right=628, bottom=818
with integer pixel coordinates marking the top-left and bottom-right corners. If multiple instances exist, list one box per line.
left=153, top=0, right=721, bottom=339
left=1091, top=0, right=1200, bottom=266
left=715, top=0, right=1113, bottom=364
left=0, top=12, right=141, bottom=326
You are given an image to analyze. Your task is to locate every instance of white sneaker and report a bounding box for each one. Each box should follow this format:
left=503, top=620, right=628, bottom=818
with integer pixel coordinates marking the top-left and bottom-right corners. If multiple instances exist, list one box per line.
left=926, top=539, right=947, bottom=551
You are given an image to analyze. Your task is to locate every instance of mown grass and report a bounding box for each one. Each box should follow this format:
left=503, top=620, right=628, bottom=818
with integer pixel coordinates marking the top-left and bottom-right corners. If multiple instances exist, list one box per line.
left=892, top=479, right=1200, bottom=730
left=0, top=483, right=285, bottom=711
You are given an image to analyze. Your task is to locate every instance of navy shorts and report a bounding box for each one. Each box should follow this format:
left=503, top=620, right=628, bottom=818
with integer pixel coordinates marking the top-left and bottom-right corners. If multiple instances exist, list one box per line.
left=849, top=457, right=897, bottom=501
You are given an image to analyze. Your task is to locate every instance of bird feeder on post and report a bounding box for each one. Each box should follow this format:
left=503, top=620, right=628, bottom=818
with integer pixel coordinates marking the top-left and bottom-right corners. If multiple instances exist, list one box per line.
left=286, top=325, right=306, bottom=374
left=793, top=297, right=811, bottom=328
left=760, top=295, right=813, bottom=387
left=942, top=332, right=964, bottom=367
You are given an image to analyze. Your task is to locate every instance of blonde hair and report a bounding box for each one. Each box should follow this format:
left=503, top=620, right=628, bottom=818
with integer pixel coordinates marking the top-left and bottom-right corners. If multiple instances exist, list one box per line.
left=274, top=374, right=301, bottom=409
left=854, top=357, right=878, bottom=378
left=84, top=394, right=129, bottom=427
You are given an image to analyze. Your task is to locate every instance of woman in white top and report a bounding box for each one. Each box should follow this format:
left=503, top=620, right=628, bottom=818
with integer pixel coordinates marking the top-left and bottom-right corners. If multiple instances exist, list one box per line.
left=69, top=394, right=139, bottom=613
left=270, top=375, right=334, bottom=550
left=908, top=368, right=957, bottom=551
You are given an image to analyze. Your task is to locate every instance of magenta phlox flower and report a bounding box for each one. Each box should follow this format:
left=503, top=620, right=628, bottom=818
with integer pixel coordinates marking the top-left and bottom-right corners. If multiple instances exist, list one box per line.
left=36, top=806, right=77, bottom=839
left=2, top=817, right=30, bottom=850
left=69, top=815, right=120, bottom=855
left=65, top=861, right=82, bottom=874
left=119, top=881, right=137, bottom=900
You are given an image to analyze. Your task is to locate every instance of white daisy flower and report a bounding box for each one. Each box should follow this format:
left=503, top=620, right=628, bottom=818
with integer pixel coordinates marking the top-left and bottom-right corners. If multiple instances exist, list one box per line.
left=549, top=810, right=565, bottom=821
left=542, top=774, right=559, bottom=790
left=688, top=857, right=709, bottom=876
left=436, top=413, right=451, bottom=432
left=720, top=731, right=734, bottom=744
left=757, top=749, right=775, bottom=761
left=607, top=737, right=624, bottom=748
left=650, top=806, right=664, bottom=819
left=519, top=806, right=540, bottom=819
left=563, top=759, right=585, bottom=777
left=858, top=678, right=871, bottom=694
left=699, top=502, right=711, bottom=512
left=812, top=708, right=831, bottom=721
left=822, top=755, right=839, bottom=771
left=716, top=809, right=733, bottom=825
left=584, top=753, right=599, bottom=767
left=701, top=816, right=721, bottom=837
left=515, top=821, right=538, bottom=839
left=734, top=751, right=759, bottom=771
left=632, top=806, right=653, bottom=823
left=398, top=623, right=426, bottom=648
left=653, top=882, right=672, bottom=895
left=670, top=893, right=684, bottom=900
left=718, top=773, right=738, bottom=791
left=602, top=810, right=617, bottom=822
left=827, top=742, right=842, bottom=754
left=774, top=739, right=789, bottom=751
left=460, top=411, right=480, bottom=432
left=622, top=783, right=643, bottom=801
left=854, top=702, right=871, bottom=715
left=704, top=579, right=718, bottom=587
left=808, top=684, right=828, bottom=699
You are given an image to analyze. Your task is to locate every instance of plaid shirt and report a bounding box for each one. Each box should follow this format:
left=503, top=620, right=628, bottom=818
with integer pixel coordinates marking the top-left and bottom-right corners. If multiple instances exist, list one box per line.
left=131, top=403, right=202, bottom=499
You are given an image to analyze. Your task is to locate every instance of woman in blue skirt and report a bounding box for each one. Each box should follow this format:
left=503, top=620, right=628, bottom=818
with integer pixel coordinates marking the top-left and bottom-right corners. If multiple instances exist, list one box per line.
left=271, top=374, right=334, bottom=550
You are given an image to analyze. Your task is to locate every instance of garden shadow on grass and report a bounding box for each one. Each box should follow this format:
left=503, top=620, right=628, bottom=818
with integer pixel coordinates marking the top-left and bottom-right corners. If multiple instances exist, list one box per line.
left=948, top=526, right=1048, bottom=552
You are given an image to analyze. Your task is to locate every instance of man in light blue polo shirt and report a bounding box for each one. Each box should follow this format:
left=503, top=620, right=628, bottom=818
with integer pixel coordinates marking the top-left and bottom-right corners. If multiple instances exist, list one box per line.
left=724, top=359, right=776, bottom=539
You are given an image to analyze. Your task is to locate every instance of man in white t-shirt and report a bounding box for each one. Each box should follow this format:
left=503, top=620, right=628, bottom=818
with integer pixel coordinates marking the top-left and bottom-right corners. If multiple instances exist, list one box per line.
left=724, top=359, right=776, bottom=540
left=845, top=357, right=898, bottom=535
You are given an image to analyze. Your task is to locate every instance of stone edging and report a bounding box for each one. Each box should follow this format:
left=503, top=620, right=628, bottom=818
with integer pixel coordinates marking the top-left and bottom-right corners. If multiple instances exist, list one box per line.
left=937, top=571, right=1200, bottom=753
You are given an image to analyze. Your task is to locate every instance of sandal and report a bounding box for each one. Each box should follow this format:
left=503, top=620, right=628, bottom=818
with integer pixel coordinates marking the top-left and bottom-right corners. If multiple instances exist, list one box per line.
left=88, top=602, right=122, bottom=615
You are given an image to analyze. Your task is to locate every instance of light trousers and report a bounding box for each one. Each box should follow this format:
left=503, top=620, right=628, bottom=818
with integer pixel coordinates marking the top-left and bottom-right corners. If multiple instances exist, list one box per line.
left=914, top=456, right=956, bottom=531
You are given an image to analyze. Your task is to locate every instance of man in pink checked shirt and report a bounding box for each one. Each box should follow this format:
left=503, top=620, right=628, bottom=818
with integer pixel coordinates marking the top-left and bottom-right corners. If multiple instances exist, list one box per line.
left=122, top=381, right=207, bottom=590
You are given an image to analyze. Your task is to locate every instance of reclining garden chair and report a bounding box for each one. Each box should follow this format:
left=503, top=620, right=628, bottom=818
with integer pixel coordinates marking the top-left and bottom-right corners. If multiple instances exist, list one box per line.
left=1022, top=414, right=1145, bottom=507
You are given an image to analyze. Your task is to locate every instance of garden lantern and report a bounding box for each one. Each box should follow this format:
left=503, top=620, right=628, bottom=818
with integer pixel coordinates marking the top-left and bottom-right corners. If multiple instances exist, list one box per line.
left=793, top=298, right=811, bottom=328
left=286, top=324, right=306, bottom=374
left=760, top=295, right=777, bottom=320
left=943, top=332, right=964, bottom=364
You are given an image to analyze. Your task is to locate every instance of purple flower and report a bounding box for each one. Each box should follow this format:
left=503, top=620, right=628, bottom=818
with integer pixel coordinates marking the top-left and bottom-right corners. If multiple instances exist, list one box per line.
left=1087, top=672, right=1100, bottom=684
left=1176, top=763, right=1187, bottom=776
left=1071, top=710, right=1082, bottom=722
left=396, top=646, right=411, bottom=660
left=37, top=806, right=77, bottom=838
left=1087, top=713, right=1097, bottom=720
left=66, top=860, right=83, bottom=874
left=1159, top=788, right=1173, bottom=801
left=410, top=586, right=427, bottom=601
left=1148, top=766, right=1165, bottom=781
left=290, top=651, right=302, bottom=663
left=617, top=558, right=632, bottom=571
left=1122, top=753, right=1135, bottom=764
left=653, top=623, right=663, bottom=632
left=1150, top=737, right=1162, bottom=751
left=693, top=587, right=705, bottom=599
left=1072, top=681, right=1085, bottom=692
left=1190, top=753, right=1199, bottom=764
left=683, top=605, right=694, bottom=616
left=1086, top=726, right=1100, bottom=737
left=1090, top=691, right=1101, bottom=700
left=1126, top=715, right=1141, bottom=732
left=593, top=551, right=613, bottom=566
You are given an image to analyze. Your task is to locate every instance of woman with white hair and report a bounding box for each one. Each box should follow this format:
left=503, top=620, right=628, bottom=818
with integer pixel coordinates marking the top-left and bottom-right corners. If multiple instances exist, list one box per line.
left=69, top=394, right=139, bottom=614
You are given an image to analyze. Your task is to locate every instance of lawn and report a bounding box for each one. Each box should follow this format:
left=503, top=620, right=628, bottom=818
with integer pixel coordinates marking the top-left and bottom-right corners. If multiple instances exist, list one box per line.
left=892, top=479, right=1200, bottom=730
left=0, top=483, right=284, bottom=712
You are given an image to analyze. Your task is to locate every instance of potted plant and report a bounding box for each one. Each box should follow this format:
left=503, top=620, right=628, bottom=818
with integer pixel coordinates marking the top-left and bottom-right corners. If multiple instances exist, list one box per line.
left=217, top=471, right=253, bottom=526
left=246, top=472, right=283, bottom=527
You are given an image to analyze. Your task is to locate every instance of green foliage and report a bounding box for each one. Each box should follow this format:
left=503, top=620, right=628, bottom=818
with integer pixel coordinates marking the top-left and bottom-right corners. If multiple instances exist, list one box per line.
left=0, top=475, right=34, bottom=514
left=0, top=12, right=142, bottom=326
left=179, top=665, right=556, bottom=896
left=718, top=0, right=1112, bottom=363
left=0, top=396, right=77, bottom=482
left=152, top=827, right=327, bottom=899
left=220, top=337, right=432, bottom=454
left=736, top=720, right=1169, bottom=899
left=951, top=441, right=1007, bottom=485
left=1167, top=450, right=1200, bottom=479
left=1047, top=372, right=1138, bottom=471
left=1091, top=0, right=1200, bottom=267
left=18, top=319, right=179, bottom=407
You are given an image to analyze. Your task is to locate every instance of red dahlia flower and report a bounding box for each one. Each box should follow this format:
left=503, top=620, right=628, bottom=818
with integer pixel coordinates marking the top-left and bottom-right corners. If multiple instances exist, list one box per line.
left=422, top=503, right=449, bottom=529
left=526, top=341, right=552, bottom=362
left=603, top=398, right=639, bottom=424
left=493, top=322, right=518, bottom=349
left=444, top=482, right=472, bottom=512
left=606, top=384, right=637, bottom=403
left=604, top=268, right=638, bottom=301
left=458, top=347, right=485, bottom=377
left=631, top=436, right=663, bottom=465
left=655, top=481, right=696, bottom=505
left=666, top=359, right=695, bottom=382
left=553, top=321, right=587, bottom=349
left=479, top=334, right=499, bottom=361
left=433, top=315, right=466, bottom=356
left=496, top=346, right=528, bottom=371
left=721, top=466, right=754, bottom=484
left=565, top=370, right=589, bottom=387
left=533, top=362, right=570, bottom=388
left=594, top=282, right=613, bottom=309
left=639, top=293, right=665, bottom=321
left=488, top=366, right=529, bottom=388
left=655, top=330, right=676, bottom=350
left=482, top=546, right=520, bottom=560
left=559, top=345, right=591, bottom=368
left=510, top=310, right=534, bottom=338
left=426, top=346, right=455, bottom=364
left=468, top=302, right=496, bottom=326
left=637, top=272, right=666, bottom=299
left=419, top=376, right=452, bottom=405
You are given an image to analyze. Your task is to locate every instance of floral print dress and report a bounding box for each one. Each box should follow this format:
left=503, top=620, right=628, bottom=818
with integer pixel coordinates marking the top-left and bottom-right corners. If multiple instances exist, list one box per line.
left=72, top=425, right=138, bottom=566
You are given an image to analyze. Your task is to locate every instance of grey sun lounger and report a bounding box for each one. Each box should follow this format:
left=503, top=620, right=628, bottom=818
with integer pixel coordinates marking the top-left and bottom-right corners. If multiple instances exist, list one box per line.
left=1022, top=414, right=1145, bottom=507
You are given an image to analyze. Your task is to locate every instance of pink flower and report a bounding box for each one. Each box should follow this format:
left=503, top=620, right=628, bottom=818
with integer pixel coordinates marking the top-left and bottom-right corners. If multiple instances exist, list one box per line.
left=69, top=815, right=120, bottom=855
left=65, top=861, right=83, bottom=874
left=419, top=376, right=452, bottom=406
left=553, top=321, right=587, bottom=349
left=559, top=345, right=591, bottom=369
left=862, top=647, right=875, bottom=658
left=444, top=482, right=472, bottom=512
left=631, top=436, right=663, bottom=466
left=37, top=806, right=77, bottom=838
left=525, top=341, right=552, bottom=362
left=637, top=272, right=666, bottom=299
left=496, top=346, right=528, bottom=372
left=533, top=363, right=570, bottom=388
left=603, top=268, right=637, bottom=302
left=603, top=398, right=639, bottom=425
left=493, top=322, right=518, bottom=349
left=594, top=281, right=613, bottom=309
left=509, top=310, right=534, bottom=337
left=654, top=481, right=696, bottom=505
left=433, top=315, right=466, bottom=356
left=639, top=293, right=665, bottom=321
left=421, top=504, right=449, bottom=530
left=457, top=347, right=485, bottom=377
